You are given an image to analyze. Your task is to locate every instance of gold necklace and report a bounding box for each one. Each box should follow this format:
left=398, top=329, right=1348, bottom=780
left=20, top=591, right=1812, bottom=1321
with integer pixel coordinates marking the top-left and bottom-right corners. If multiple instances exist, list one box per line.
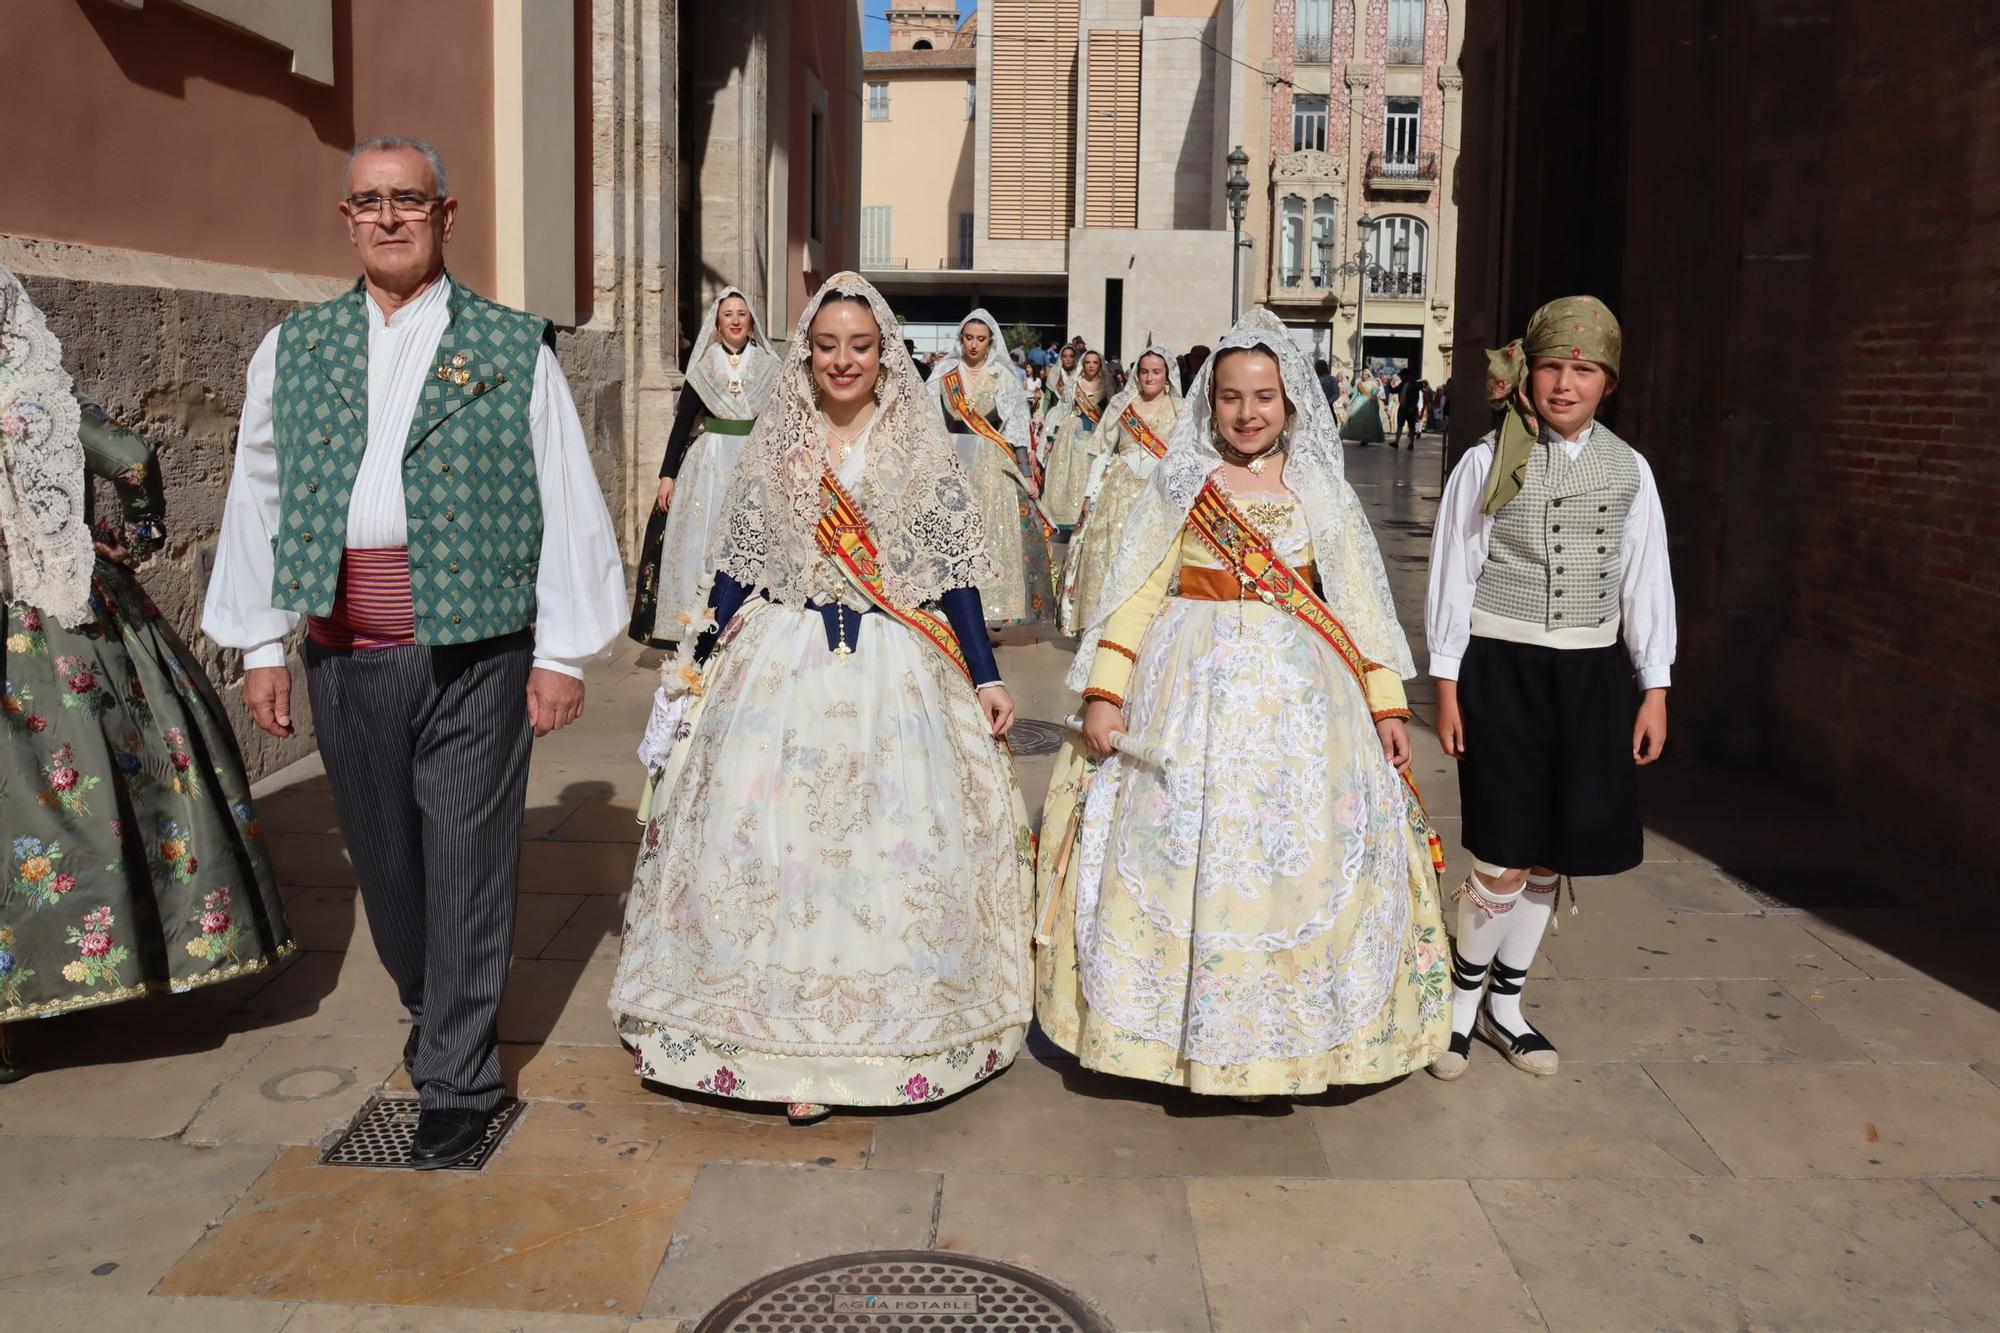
left=826, top=415, right=871, bottom=463
left=1217, top=439, right=1282, bottom=475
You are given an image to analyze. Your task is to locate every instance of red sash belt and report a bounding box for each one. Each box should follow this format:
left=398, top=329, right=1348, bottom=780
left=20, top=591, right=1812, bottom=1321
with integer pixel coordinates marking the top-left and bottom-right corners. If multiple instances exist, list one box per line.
left=307, top=547, right=416, bottom=650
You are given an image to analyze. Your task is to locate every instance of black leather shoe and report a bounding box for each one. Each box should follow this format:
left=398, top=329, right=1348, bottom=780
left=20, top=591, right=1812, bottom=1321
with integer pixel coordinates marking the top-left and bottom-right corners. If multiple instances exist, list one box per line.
left=408, top=1108, right=490, bottom=1170
left=401, top=1024, right=421, bottom=1077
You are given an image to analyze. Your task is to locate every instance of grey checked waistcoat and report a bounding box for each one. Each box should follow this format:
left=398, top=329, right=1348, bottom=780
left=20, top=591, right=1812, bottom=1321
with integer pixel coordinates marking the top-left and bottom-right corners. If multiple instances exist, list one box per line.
left=1472, top=425, right=1642, bottom=631
left=269, top=277, right=550, bottom=645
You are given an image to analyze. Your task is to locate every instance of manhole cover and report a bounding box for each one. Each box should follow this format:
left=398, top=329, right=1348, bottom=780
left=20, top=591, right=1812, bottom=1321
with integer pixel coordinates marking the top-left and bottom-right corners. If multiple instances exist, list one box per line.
left=1010, top=717, right=1069, bottom=757
left=694, top=1249, right=1111, bottom=1331
left=318, top=1094, right=525, bottom=1171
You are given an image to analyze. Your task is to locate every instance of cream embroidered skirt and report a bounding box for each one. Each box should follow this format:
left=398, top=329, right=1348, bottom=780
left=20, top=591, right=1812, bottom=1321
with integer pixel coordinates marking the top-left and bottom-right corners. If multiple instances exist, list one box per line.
left=1041, top=415, right=1104, bottom=531
left=954, top=438, right=1055, bottom=628
left=646, top=430, right=744, bottom=633
left=613, top=600, right=1035, bottom=1108
left=1035, top=598, right=1449, bottom=1095
left=1058, top=452, right=1151, bottom=636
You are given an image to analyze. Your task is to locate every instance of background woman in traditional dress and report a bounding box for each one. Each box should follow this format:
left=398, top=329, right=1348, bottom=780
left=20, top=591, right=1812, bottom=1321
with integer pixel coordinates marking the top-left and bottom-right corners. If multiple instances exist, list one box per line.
left=1042, top=349, right=1109, bottom=534
left=1059, top=345, right=1181, bottom=635
left=929, top=311, right=1055, bottom=628
left=1340, top=367, right=1387, bottom=445
left=1034, top=309, right=1448, bottom=1100
left=613, top=274, right=1034, bottom=1124
left=628, top=288, right=778, bottom=645
left=1, top=267, right=290, bottom=1079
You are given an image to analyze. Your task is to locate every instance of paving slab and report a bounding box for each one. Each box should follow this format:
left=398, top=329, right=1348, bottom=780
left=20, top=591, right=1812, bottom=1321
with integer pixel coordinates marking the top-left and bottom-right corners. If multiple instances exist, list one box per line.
left=1522, top=977, right=1867, bottom=1063
left=279, top=886, right=364, bottom=952
left=641, top=1164, right=940, bottom=1322
left=543, top=799, right=644, bottom=844
left=1925, top=1178, right=2000, bottom=1248
left=226, top=948, right=412, bottom=1038
left=518, top=841, right=639, bottom=896
left=1793, top=910, right=1995, bottom=998
left=1308, top=1062, right=1726, bottom=1178
left=156, top=1146, right=692, bottom=1315
left=0, top=1028, right=269, bottom=1139
left=497, top=956, right=622, bottom=1047
left=513, top=893, right=587, bottom=959
left=1644, top=1060, right=2000, bottom=1176
left=1187, top=1178, right=1542, bottom=1332
left=1536, top=902, right=1864, bottom=980
left=0, top=1293, right=296, bottom=1333
left=268, top=832, right=358, bottom=887
left=869, top=1053, right=1329, bottom=1179
left=0, top=1136, right=276, bottom=1294
left=934, top=1173, right=1208, bottom=1333
left=281, top=1303, right=636, bottom=1331
left=1784, top=976, right=2000, bottom=1064
left=1474, top=1177, right=2000, bottom=1331
left=1585, top=860, right=1767, bottom=913
left=489, top=1097, right=874, bottom=1174
left=183, top=1033, right=400, bottom=1147
left=536, top=894, right=626, bottom=960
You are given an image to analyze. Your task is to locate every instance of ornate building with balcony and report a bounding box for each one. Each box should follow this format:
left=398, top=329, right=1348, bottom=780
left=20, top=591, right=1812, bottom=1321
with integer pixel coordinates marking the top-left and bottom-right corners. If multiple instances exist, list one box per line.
left=1242, top=0, right=1465, bottom=384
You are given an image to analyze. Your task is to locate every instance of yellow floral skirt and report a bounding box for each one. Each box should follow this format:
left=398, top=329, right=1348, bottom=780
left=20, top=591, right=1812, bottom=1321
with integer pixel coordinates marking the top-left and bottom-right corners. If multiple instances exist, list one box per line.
left=1033, top=601, right=1449, bottom=1095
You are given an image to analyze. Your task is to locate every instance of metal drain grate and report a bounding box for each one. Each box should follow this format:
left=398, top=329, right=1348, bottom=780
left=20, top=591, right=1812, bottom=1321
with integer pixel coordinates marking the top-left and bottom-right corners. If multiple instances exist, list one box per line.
left=318, top=1094, right=525, bottom=1171
left=695, top=1249, right=1111, bottom=1332
left=1010, top=717, right=1069, bottom=757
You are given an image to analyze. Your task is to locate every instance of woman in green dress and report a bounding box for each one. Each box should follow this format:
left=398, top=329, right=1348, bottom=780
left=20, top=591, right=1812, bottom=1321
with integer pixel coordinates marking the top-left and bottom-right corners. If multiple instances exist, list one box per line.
left=1, top=265, right=291, bottom=1079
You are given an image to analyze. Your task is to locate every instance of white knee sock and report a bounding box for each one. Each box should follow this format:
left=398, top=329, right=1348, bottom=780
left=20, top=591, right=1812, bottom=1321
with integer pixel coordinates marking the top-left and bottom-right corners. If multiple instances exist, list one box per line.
left=1485, top=874, right=1557, bottom=1037
left=1450, top=872, right=1522, bottom=1038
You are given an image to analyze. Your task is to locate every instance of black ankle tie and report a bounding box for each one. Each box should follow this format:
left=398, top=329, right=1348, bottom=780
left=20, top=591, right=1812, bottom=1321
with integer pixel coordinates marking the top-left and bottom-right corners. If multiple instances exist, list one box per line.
left=1450, top=940, right=1488, bottom=993
left=1483, top=960, right=1556, bottom=1054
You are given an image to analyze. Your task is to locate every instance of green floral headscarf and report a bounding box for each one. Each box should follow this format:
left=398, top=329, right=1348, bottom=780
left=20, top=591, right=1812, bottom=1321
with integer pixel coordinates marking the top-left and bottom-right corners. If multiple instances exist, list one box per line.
left=1481, top=295, right=1623, bottom=514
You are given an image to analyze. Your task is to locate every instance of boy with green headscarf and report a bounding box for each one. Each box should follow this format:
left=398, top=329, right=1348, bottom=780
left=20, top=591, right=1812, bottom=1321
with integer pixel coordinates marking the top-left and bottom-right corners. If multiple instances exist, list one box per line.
left=1422, top=295, right=1677, bottom=1080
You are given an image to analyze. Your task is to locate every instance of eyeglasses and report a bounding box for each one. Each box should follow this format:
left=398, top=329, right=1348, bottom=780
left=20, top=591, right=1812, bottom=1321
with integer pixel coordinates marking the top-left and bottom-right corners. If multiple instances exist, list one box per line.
left=343, top=192, right=443, bottom=221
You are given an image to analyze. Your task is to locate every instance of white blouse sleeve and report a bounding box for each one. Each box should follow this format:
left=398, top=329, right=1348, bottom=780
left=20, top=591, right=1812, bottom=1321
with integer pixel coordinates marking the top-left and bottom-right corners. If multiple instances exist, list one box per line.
left=1424, top=442, right=1495, bottom=681
left=201, top=326, right=294, bottom=670
left=527, top=344, right=628, bottom=678
left=1620, top=454, right=1677, bottom=690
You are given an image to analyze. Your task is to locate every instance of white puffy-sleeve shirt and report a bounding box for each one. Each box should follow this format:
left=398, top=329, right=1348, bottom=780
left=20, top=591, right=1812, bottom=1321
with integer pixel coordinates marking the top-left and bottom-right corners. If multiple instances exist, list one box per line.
left=202, top=280, right=626, bottom=680
left=1425, top=428, right=1676, bottom=690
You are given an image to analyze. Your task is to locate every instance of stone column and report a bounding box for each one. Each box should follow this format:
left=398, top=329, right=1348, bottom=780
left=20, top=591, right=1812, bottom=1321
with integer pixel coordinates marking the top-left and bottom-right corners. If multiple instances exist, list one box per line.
left=1429, top=67, right=1464, bottom=384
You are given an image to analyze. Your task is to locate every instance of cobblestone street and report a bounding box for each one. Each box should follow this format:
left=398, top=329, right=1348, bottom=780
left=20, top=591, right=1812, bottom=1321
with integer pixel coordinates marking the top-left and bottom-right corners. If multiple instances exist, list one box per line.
left=3, top=436, right=1996, bottom=1332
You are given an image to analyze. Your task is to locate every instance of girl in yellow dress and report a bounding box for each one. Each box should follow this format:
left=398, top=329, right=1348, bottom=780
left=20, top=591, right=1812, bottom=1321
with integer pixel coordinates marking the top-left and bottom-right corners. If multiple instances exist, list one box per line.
left=1035, top=309, right=1449, bottom=1099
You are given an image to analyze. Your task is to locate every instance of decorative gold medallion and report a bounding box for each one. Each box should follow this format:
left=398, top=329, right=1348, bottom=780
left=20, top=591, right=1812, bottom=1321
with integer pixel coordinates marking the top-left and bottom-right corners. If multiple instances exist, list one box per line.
left=452, top=369, right=472, bottom=386
left=450, top=352, right=468, bottom=369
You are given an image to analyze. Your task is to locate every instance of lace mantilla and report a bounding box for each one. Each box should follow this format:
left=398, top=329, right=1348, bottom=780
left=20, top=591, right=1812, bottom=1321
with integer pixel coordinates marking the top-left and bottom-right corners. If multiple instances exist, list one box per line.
left=681, top=286, right=778, bottom=419
left=930, top=309, right=1033, bottom=461
left=0, top=266, right=92, bottom=629
left=708, top=273, right=994, bottom=610
left=1067, top=307, right=1415, bottom=692
left=1098, top=343, right=1185, bottom=433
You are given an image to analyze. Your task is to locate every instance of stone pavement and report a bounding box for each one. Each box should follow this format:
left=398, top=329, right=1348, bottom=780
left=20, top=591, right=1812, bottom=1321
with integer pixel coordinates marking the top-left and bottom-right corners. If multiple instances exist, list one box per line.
left=4, top=436, right=1998, bottom=1332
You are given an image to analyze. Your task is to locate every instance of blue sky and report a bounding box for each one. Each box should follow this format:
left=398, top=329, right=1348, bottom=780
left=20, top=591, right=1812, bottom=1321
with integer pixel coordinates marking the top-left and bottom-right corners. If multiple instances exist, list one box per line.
left=863, top=1, right=978, bottom=51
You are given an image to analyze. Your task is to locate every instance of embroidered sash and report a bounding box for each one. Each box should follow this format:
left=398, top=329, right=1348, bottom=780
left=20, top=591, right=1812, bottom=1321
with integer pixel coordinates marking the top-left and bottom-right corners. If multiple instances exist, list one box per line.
left=942, top=369, right=1016, bottom=467
left=1074, top=389, right=1103, bottom=430
left=1182, top=480, right=1445, bottom=872
left=1119, top=404, right=1171, bottom=460
left=813, top=471, right=972, bottom=681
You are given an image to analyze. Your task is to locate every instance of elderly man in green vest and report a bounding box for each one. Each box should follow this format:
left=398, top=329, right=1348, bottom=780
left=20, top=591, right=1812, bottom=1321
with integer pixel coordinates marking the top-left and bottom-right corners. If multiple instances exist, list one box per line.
left=204, top=136, right=626, bottom=1168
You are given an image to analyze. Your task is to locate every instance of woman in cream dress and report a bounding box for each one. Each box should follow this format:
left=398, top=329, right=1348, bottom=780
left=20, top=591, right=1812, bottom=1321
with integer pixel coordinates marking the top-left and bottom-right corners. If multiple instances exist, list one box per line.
left=629, top=288, right=778, bottom=644
left=613, top=274, right=1034, bottom=1123
left=1034, top=309, right=1449, bottom=1099
left=1058, top=345, right=1181, bottom=635
left=929, top=311, right=1055, bottom=627
left=1040, top=350, right=1109, bottom=534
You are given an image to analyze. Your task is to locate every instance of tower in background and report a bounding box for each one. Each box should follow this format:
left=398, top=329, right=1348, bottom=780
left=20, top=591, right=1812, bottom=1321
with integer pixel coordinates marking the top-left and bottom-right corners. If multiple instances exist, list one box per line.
left=887, top=4, right=963, bottom=50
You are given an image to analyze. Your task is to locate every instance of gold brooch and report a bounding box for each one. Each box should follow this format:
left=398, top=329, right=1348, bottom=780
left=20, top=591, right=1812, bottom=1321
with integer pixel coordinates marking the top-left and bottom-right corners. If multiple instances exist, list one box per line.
left=450, top=352, right=468, bottom=369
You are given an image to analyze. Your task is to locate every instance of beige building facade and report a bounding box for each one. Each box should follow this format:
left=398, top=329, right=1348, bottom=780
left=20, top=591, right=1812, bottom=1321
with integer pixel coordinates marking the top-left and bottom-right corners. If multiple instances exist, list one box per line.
left=859, top=10, right=980, bottom=349
left=1239, top=0, right=1466, bottom=383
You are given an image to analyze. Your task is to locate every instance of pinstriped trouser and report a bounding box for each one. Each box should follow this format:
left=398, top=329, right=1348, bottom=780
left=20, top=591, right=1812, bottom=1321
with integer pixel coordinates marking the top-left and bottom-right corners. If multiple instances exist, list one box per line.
left=303, top=630, right=534, bottom=1112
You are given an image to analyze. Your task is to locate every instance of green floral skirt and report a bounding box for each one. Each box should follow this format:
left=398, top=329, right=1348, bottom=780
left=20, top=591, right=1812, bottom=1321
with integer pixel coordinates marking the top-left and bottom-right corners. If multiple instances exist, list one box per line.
left=1, top=559, right=292, bottom=1021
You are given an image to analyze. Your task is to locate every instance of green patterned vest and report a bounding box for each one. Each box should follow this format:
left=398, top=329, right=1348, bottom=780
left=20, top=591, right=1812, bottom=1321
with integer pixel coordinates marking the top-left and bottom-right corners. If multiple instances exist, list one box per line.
left=1472, top=425, right=1642, bottom=631
left=269, top=278, right=550, bottom=645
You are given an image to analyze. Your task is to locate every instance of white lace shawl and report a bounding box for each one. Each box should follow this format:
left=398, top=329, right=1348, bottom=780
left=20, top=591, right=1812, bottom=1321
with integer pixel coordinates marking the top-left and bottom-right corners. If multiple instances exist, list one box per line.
left=1065, top=308, right=1416, bottom=692
left=1097, top=343, right=1184, bottom=441
left=0, top=266, right=92, bottom=629
left=707, top=272, right=994, bottom=610
left=929, top=309, right=1032, bottom=456
left=681, top=286, right=778, bottom=420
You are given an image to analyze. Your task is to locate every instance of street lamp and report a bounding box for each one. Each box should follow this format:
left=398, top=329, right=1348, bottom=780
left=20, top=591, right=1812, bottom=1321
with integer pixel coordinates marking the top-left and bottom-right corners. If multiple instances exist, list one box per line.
left=1225, top=145, right=1249, bottom=322
left=1328, top=214, right=1392, bottom=374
